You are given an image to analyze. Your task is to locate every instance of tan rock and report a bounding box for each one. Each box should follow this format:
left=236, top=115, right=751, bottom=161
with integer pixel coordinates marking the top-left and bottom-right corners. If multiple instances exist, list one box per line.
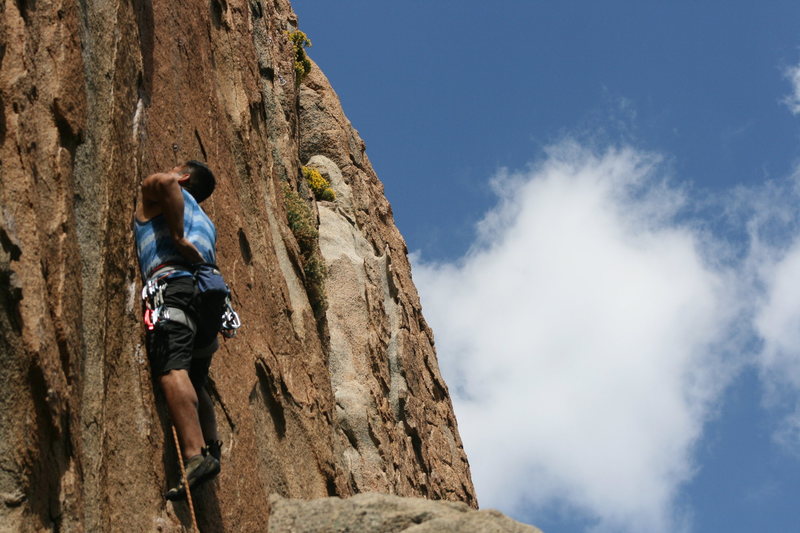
left=267, top=493, right=542, bottom=533
left=0, top=0, right=486, bottom=531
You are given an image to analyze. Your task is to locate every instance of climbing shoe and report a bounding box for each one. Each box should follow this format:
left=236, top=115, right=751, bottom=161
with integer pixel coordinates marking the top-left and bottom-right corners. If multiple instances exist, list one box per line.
left=206, top=440, right=222, bottom=462
left=165, top=447, right=220, bottom=501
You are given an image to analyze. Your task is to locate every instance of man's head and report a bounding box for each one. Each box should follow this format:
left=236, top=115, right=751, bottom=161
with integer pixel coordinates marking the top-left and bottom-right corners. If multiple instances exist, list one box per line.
left=175, top=160, right=216, bottom=203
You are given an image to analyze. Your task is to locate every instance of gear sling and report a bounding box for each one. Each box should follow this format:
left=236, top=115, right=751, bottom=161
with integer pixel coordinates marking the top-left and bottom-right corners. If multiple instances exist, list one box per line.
left=142, top=263, right=241, bottom=339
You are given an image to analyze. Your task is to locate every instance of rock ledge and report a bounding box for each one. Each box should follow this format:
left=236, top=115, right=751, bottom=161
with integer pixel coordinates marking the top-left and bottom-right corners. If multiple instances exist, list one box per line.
left=268, top=493, right=542, bottom=533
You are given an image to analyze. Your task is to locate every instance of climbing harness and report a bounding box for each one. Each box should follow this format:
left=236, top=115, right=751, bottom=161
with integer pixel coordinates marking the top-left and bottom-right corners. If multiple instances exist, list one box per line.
left=141, top=264, right=241, bottom=337
left=142, top=268, right=197, bottom=333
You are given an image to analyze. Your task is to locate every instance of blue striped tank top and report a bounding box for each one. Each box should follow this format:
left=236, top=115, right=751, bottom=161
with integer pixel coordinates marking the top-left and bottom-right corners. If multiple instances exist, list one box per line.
left=134, top=188, right=217, bottom=280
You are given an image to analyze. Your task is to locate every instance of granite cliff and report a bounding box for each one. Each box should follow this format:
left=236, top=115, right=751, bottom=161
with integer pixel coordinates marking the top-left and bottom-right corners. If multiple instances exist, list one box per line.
left=0, top=1, right=528, bottom=531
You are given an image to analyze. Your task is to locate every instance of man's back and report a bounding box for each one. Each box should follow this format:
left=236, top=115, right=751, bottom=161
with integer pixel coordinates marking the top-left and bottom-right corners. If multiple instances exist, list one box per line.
left=134, top=188, right=217, bottom=279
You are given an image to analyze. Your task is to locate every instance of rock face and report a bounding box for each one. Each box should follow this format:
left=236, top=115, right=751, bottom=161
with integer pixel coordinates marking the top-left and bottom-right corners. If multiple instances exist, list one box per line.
left=0, top=1, right=483, bottom=532
left=268, top=493, right=542, bottom=533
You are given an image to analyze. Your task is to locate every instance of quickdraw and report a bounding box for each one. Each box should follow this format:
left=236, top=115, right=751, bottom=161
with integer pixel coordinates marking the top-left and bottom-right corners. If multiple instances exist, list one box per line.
left=220, top=294, right=241, bottom=338
left=142, top=275, right=170, bottom=331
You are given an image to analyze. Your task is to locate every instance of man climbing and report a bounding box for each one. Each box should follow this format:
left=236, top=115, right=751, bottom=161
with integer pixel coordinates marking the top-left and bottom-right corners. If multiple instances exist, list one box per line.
left=133, top=160, right=229, bottom=500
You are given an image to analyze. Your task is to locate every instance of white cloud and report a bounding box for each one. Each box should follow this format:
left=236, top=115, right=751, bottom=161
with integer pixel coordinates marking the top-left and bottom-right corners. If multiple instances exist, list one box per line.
left=749, top=178, right=800, bottom=451
left=783, top=64, right=800, bottom=115
left=712, top=168, right=800, bottom=455
left=413, top=142, right=740, bottom=533
left=755, top=241, right=800, bottom=392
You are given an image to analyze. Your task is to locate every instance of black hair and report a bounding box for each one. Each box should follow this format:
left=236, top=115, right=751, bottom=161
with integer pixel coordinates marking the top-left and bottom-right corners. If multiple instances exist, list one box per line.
left=182, top=160, right=216, bottom=203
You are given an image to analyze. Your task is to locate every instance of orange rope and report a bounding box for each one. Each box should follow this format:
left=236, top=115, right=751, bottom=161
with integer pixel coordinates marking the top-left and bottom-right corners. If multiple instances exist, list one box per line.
left=172, top=425, right=199, bottom=532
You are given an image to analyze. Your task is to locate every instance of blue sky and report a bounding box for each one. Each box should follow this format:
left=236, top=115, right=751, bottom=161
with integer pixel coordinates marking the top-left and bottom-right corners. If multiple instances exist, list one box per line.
left=294, top=2, right=800, bottom=532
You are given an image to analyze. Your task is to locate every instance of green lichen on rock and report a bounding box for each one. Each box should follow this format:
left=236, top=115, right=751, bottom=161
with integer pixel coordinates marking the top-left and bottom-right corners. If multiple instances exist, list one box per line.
left=282, top=182, right=327, bottom=317
left=302, top=166, right=335, bottom=201
left=287, top=30, right=312, bottom=83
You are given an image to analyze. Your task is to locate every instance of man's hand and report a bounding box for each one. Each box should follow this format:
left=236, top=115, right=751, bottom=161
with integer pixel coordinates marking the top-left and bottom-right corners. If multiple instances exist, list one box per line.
left=174, top=237, right=204, bottom=264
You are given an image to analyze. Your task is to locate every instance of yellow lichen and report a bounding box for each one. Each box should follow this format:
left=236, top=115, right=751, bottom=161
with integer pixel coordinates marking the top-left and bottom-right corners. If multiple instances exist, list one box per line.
left=287, top=30, right=312, bottom=83
left=302, top=166, right=335, bottom=201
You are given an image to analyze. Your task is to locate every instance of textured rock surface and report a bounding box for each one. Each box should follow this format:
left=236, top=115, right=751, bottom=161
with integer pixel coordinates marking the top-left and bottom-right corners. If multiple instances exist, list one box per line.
left=268, top=493, right=542, bottom=533
left=0, top=1, right=482, bottom=532
left=302, top=65, right=474, bottom=500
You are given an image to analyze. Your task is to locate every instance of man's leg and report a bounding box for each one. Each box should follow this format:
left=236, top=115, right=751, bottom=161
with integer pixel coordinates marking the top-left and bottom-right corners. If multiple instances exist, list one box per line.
left=197, top=386, right=219, bottom=445
left=190, top=339, right=220, bottom=456
left=160, top=369, right=204, bottom=458
left=161, top=368, right=221, bottom=501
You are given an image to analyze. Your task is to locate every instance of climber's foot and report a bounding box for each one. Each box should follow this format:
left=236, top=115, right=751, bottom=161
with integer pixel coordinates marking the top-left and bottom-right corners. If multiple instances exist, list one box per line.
left=165, top=447, right=220, bottom=501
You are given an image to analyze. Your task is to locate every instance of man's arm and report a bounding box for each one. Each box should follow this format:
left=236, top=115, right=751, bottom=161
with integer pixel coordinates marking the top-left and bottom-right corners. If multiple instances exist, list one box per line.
left=141, top=172, right=205, bottom=264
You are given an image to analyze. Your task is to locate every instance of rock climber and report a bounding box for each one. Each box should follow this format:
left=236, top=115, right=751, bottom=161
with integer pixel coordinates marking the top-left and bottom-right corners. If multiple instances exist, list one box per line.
left=133, top=160, right=226, bottom=500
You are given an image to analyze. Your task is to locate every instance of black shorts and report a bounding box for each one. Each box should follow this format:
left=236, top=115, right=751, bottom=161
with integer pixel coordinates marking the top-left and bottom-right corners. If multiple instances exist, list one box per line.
left=146, top=276, right=217, bottom=388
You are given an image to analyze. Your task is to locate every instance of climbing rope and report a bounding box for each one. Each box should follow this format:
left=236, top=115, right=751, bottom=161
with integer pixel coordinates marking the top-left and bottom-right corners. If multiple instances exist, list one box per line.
left=171, top=425, right=199, bottom=533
